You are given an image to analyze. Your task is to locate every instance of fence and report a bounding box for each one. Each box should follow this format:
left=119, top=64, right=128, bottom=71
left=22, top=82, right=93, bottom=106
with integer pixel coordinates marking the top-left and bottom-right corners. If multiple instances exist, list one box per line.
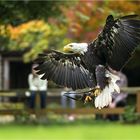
left=0, top=87, right=140, bottom=116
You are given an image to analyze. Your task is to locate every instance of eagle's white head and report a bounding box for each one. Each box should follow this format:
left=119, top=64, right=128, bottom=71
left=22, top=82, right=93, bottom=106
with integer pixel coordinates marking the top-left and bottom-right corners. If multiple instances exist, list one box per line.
left=63, top=43, right=88, bottom=54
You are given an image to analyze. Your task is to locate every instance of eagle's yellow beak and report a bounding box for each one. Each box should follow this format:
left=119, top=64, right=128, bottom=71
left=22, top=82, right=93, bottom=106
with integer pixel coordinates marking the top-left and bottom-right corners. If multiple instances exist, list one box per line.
left=63, top=45, right=72, bottom=52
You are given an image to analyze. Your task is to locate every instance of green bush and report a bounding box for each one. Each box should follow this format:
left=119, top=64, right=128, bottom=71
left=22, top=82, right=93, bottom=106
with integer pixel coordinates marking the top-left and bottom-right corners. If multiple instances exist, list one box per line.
left=123, top=105, right=140, bottom=123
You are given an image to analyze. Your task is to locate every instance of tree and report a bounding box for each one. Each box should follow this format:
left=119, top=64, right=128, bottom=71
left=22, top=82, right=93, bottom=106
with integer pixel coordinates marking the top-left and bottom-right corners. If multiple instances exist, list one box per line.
left=0, top=1, right=71, bottom=61
left=0, top=1, right=64, bottom=25
left=61, top=0, right=140, bottom=42
left=0, top=0, right=140, bottom=64
left=60, top=0, right=140, bottom=68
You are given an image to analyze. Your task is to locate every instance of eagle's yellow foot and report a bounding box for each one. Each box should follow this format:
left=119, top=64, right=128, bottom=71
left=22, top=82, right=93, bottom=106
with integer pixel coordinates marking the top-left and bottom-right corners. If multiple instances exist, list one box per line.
left=92, top=88, right=101, bottom=97
left=84, top=95, right=92, bottom=103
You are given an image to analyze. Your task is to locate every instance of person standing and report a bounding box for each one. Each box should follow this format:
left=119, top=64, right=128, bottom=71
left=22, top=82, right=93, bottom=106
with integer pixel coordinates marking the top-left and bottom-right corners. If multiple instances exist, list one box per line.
left=107, top=71, right=128, bottom=121
left=28, top=64, right=48, bottom=109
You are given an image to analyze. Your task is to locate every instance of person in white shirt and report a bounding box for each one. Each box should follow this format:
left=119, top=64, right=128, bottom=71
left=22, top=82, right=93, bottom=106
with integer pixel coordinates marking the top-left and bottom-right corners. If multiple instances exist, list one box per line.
left=28, top=64, right=48, bottom=109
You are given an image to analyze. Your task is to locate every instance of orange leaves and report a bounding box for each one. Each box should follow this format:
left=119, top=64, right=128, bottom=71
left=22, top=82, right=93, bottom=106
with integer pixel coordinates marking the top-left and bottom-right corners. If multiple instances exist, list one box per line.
left=7, top=20, right=51, bottom=40
left=77, top=3, right=92, bottom=16
left=60, top=0, right=140, bottom=42
left=108, top=1, right=139, bottom=13
left=7, top=24, right=22, bottom=40
left=60, top=0, right=104, bottom=41
left=0, top=0, right=139, bottom=62
left=0, top=20, right=52, bottom=61
left=70, top=22, right=83, bottom=37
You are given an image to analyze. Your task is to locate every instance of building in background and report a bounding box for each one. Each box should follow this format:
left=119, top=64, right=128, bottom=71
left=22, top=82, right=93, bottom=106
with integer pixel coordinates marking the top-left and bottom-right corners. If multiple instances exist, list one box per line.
left=0, top=50, right=32, bottom=90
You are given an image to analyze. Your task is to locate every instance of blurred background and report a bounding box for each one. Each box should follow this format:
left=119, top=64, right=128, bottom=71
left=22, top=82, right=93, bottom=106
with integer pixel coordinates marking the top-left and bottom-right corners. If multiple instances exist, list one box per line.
left=0, top=0, right=140, bottom=140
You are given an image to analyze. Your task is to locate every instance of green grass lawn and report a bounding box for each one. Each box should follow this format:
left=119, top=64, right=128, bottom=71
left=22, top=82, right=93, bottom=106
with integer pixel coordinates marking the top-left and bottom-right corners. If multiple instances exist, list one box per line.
left=0, top=122, right=140, bottom=140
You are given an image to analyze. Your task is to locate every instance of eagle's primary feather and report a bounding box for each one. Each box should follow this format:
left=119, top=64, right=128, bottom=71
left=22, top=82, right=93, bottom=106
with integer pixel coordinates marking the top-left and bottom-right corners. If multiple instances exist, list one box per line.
left=34, top=15, right=140, bottom=109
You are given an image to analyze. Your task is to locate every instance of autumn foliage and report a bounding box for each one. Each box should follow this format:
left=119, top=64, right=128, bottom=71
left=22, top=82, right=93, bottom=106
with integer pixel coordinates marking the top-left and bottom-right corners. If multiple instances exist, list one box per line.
left=0, top=0, right=140, bottom=62
left=61, top=0, right=140, bottom=42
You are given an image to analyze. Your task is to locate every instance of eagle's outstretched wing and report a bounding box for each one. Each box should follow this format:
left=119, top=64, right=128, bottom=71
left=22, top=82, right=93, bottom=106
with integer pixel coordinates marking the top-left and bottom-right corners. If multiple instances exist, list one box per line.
left=94, top=15, right=140, bottom=71
left=34, top=50, right=95, bottom=90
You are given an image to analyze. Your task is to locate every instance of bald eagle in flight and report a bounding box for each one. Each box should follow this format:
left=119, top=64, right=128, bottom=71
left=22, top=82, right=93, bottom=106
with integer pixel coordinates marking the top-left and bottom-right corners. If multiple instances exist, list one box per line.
left=34, top=15, right=140, bottom=109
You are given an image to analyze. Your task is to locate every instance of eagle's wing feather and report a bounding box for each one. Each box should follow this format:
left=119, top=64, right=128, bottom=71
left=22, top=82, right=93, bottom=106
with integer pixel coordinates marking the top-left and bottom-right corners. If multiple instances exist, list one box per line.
left=94, top=15, right=140, bottom=71
left=34, top=50, right=95, bottom=90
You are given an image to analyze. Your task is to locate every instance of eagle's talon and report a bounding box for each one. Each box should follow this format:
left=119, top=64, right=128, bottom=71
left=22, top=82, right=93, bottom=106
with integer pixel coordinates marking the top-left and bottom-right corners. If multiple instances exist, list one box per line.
left=84, top=95, right=92, bottom=103
left=92, top=88, right=101, bottom=97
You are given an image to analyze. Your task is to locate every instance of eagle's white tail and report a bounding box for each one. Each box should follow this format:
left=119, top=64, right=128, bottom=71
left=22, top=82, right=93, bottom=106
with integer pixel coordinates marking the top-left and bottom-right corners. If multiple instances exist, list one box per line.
left=95, top=70, right=120, bottom=109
